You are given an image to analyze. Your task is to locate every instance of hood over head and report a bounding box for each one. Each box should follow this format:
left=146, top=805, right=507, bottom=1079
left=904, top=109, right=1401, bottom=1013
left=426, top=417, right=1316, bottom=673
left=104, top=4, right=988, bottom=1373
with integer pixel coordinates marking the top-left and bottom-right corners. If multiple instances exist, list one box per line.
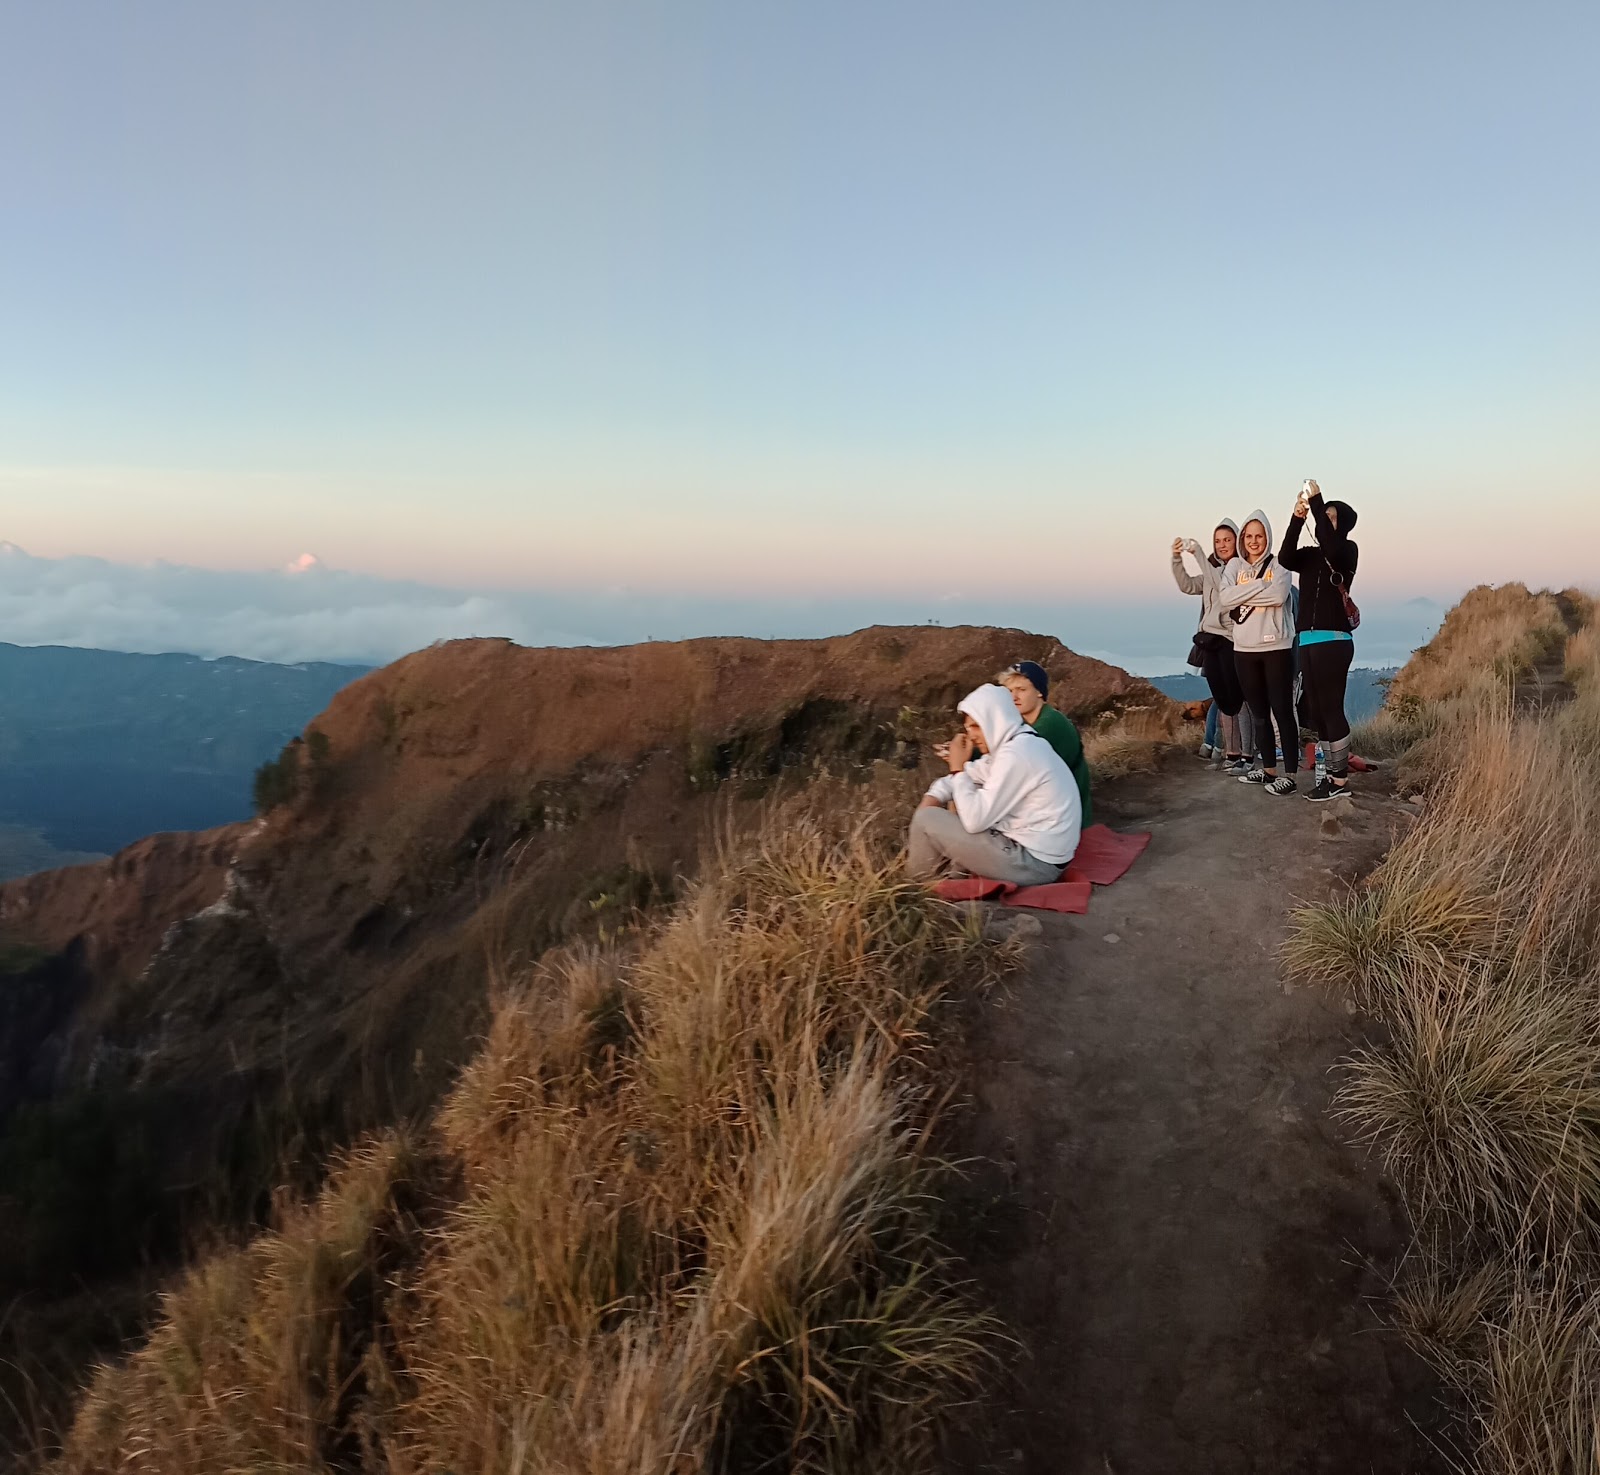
left=1211, top=517, right=1241, bottom=564
left=1238, top=508, right=1274, bottom=563
left=957, top=683, right=1024, bottom=754
left=1325, top=499, right=1358, bottom=532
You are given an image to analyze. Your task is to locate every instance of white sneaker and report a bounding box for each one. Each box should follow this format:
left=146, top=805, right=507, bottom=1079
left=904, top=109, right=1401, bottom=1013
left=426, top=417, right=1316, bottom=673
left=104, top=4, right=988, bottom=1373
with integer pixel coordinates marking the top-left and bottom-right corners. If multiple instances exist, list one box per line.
left=1198, top=743, right=1214, bottom=760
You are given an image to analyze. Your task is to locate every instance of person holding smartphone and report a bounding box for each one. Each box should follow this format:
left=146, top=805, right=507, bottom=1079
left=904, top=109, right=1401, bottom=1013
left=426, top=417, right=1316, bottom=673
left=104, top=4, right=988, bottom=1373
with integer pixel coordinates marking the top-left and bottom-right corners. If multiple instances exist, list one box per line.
left=1278, top=478, right=1360, bottom=801
left=909, top=684, right=1081, bottom=883
left=1170, top=519, right=1249, bottom=773
left=1218, top=509, right=1300, bottom=795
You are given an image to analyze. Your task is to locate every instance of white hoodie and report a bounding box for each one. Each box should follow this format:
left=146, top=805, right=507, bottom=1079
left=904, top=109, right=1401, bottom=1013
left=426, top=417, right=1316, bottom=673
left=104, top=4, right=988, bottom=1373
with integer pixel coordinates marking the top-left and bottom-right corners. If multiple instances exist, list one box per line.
left=1218, top=508, right=1296, bottom=652
left=924, top=684, right=1082, bottom=865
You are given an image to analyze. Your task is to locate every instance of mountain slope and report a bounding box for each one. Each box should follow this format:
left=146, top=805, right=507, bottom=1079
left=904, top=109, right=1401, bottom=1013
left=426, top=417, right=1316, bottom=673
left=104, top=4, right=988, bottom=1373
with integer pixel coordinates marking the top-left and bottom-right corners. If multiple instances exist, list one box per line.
left=0, top=626, right=1179, bottom=1354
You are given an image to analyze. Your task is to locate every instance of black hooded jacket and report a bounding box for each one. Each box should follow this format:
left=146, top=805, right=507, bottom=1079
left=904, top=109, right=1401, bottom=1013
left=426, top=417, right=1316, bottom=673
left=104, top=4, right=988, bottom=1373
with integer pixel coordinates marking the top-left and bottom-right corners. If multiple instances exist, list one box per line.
left=1278, top=494, right=1359, bottom=634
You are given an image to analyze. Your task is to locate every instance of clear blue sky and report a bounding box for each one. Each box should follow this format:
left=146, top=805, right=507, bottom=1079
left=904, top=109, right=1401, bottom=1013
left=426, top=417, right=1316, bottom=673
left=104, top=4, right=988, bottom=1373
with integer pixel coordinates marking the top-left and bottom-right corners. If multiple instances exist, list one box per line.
left=2, top=2, right=1596, bottom=607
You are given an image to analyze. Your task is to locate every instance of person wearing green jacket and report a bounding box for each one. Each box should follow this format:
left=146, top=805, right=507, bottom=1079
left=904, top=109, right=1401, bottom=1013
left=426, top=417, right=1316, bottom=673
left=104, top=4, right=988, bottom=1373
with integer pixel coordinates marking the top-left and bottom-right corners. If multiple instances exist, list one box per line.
left=1000, top=660, right=1093, bottom=826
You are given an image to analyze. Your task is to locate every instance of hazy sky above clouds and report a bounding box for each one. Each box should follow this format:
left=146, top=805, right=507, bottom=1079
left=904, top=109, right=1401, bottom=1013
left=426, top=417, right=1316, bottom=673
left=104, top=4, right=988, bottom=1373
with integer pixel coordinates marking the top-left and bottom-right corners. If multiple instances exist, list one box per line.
left=0, top=542, right=1444, bottom=677
left=2, top=2, right=1596, bottom=644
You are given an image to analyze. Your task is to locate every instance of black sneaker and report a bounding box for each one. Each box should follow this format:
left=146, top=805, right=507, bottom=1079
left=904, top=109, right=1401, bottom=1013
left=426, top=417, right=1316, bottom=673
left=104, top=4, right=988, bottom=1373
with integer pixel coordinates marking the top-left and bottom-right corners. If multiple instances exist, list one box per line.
left=1219, top=757, right=1249, bottom=775
left=1237, top=767, right=1269, bottom=785
left=1304, top=778, right=1351, bottom=803
left=1265, top=775, right=1297, bottom=796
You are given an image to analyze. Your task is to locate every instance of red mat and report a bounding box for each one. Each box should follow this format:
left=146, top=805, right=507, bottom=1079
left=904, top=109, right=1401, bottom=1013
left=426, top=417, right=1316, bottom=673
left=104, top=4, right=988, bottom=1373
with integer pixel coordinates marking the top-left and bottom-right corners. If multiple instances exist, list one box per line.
left=1063, top=823, right=1152, bottom=886
left=932, top=875, right=1094, bottom=914
left=931, top=825, right=1151, bottom=914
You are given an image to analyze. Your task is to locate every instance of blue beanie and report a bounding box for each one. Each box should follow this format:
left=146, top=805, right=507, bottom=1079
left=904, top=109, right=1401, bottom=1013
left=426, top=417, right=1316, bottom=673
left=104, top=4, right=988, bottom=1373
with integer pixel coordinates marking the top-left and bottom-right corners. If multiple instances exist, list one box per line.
left=1009, top=660, right=1049, bottom=698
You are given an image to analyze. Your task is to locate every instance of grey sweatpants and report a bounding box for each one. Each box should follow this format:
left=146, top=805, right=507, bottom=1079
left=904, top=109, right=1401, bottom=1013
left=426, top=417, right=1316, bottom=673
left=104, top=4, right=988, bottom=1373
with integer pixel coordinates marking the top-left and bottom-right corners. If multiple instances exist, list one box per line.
left=907, top=805, right=1063, bottom=885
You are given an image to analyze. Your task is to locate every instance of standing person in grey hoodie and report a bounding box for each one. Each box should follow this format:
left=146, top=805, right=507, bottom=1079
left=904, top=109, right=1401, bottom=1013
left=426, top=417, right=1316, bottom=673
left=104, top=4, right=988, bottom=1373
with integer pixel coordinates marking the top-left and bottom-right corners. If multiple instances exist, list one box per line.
left=1170, top=520, right=1249, bottom=773
left=1218, top=510, right=1300, bottom=795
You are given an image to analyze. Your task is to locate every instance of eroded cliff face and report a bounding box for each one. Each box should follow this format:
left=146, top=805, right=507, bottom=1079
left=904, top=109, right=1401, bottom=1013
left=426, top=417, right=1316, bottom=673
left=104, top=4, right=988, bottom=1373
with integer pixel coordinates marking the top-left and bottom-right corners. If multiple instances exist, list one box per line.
left=0, top=825, right=246, bottom=987
left=0, top=627, right=1177, bottom=1294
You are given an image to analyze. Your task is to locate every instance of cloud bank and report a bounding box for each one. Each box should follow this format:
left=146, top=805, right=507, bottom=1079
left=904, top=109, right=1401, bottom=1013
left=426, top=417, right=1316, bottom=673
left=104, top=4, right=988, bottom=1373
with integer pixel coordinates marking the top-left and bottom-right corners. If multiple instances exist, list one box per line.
left=0, top=543, right=1444, bottom=675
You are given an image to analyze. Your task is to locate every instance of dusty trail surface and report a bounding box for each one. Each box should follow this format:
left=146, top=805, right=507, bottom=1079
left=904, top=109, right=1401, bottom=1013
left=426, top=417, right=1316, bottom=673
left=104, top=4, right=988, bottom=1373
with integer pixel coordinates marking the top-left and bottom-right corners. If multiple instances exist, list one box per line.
left=949, top=758, right=1448, bottom=1474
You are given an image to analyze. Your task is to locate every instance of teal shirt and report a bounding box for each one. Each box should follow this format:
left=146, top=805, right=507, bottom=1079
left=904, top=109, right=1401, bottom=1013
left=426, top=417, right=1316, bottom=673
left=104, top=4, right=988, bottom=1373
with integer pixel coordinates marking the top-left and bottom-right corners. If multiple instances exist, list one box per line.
left=1029, top=704, right=1093, bottom=826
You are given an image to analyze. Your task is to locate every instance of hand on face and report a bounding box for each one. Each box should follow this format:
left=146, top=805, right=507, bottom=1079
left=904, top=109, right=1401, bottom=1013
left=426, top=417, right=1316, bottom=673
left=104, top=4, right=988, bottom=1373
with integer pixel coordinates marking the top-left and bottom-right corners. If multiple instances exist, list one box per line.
left=947, top=731, right=975, bottom=771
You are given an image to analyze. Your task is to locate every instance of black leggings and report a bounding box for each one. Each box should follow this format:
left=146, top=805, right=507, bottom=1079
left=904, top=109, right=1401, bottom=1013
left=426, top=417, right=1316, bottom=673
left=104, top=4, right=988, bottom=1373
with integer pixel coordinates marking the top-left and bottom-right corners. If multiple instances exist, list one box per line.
left=1200, top=641, right=1244, bottom=717
left=1234, top=648, right=1299, bottom=773
left=1299, top=639, right=1354, bottom=744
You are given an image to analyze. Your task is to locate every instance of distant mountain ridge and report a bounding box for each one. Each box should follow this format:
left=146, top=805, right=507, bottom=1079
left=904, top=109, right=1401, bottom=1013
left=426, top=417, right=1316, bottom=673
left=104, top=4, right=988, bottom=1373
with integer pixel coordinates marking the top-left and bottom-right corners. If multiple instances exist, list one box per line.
left=0, top=643, right=369, bottom=868
left=1150, top=667, right=1397, bottom=725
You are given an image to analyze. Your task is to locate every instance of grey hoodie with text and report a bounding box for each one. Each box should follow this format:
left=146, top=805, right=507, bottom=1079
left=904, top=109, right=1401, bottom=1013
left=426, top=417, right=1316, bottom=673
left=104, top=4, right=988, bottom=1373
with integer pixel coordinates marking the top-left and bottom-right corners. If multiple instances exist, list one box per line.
left=1217, top=509, right=1295, bottom=652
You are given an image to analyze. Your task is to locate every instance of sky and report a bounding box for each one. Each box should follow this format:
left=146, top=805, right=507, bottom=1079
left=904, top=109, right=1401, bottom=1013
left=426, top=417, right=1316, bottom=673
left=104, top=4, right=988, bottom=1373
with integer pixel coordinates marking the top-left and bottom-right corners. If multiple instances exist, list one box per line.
left=1, top=2, right=1596, bottom=669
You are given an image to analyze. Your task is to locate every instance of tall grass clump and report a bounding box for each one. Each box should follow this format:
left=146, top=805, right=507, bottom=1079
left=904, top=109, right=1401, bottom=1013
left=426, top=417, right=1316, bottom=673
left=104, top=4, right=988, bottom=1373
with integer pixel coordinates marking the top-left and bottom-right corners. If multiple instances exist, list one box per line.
left=1564, top=622, right=1600, bottom=688
left=1082, top=705, right=1181, bottom=779
left=1348, top=698, right=1438, bottom=761
left=1284, top=599, right=1600, bottom=1473
left=53, top=782, right=1014, bottom=1475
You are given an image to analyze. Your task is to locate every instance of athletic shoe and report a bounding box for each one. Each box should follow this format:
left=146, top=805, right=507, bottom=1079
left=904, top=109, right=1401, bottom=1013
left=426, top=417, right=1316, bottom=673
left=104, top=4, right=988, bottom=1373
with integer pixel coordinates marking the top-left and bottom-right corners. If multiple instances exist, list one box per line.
left=1237, top=768, right=1269, bottom=785
left=1266, top=775, right=1298, bottom=797
left=1304, top=778, right=1352, bottom=803
left=1197, top=743, right=1214, bottom=761
left=1220, top=757, right=1250, bottom=775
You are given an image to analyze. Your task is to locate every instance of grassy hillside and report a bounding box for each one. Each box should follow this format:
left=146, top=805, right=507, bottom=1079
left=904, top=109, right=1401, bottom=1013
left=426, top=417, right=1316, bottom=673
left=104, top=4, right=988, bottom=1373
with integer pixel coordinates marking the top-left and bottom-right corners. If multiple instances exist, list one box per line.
left=1286, top=582, right=1600, bottom=1473
left=46, top=779, right=1014, bottom=1473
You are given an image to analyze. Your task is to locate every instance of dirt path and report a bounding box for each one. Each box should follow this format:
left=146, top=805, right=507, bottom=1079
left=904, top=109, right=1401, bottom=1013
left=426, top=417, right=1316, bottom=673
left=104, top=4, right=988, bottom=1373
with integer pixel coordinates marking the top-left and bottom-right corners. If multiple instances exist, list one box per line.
left=948, top=757, right=1449, bottom=1475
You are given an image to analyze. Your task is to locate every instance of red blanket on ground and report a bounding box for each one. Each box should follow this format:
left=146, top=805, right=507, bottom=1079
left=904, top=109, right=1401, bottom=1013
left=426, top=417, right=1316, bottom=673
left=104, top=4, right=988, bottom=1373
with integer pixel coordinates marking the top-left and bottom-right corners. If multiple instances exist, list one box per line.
left=932, top=823, right=1152, bottom=914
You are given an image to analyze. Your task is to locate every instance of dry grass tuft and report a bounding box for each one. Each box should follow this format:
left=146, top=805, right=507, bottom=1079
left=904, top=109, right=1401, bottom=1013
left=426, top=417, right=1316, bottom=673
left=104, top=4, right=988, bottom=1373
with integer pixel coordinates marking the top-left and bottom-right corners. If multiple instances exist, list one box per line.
left=1340, top=960, right=1600, bottom=1244
left=60, top=1131, right=432, bottom=1473
left=1283, top=878, right=1497, bottom=1018
left=1082, top=705, right=1181, bottom=779
left=1471, top=1265, right=1600, bottom=1474
left=1565, top=623, right=1600, bottom=688
left=53, top=781, right=1014, bottom=1475
left=1348, top=703, right=1436, bottom=761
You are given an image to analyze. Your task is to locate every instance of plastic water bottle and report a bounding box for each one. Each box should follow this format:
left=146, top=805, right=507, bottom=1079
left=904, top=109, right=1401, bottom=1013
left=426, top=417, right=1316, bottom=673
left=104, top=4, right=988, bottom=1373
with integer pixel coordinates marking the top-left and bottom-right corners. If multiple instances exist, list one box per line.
left=1315, top=744, right=1326, bottom=785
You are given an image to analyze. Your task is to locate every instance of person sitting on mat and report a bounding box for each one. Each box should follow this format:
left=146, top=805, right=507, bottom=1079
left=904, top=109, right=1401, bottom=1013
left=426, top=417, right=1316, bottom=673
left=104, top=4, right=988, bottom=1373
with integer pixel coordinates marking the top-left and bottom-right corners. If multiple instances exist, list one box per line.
left=907, top=684, right=1082, bottom=884
left=998, top=659, right=1094, bottom=825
